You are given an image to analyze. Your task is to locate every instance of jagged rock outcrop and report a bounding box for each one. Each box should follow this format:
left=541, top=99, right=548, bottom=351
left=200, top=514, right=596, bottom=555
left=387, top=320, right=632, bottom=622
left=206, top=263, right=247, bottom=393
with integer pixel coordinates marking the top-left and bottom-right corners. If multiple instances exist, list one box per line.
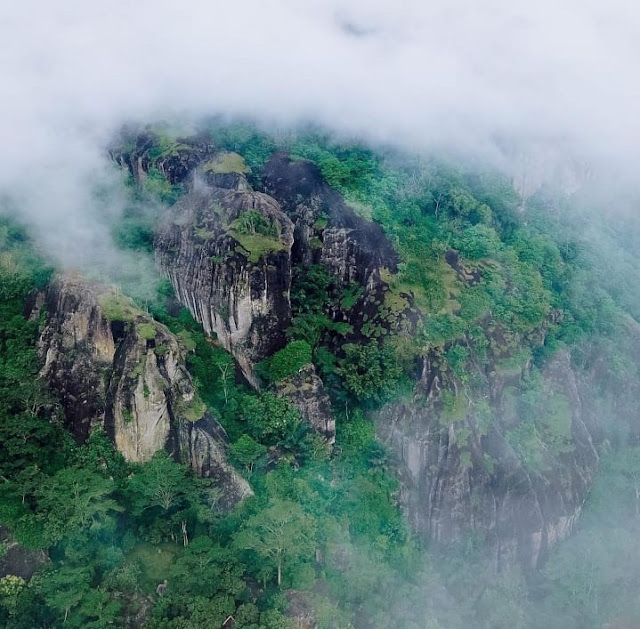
left=261, top=154, right=415, bottom=345
left=38, top=274, right=251, bottom=509
left=376, top=349, right=599, bottom=570
left=274, top=365, right=336, bottom=444
left=155, top=179, right=295, bottom=385
left=108, top=129, right=217, bottom=186
left=262, top=153, right=399, bottom=284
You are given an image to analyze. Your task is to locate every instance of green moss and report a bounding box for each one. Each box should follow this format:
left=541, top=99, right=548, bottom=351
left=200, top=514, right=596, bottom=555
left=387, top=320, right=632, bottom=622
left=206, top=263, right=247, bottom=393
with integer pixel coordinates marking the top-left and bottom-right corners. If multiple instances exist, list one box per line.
left=203, top=152, right=250, bottom=174
left=138, top=323, right=157, bottom=340
left=313, top=216, right=328, bottom=230
left=128, top=355, right=147, bottom=379
left=123, top=409, right=134, bottom=424
left=440, top=391, right=468, bottom=423
left=180, top=394, right=207, bottom=422
left=98, top=293, right=141, bottom=323
left=154, top=344, right=169, bottom=356
left=383, top=290, right=409, bottom=315
left=229, top=230, right=286, bottom=263
left=194, top=227, right=215, bottom=240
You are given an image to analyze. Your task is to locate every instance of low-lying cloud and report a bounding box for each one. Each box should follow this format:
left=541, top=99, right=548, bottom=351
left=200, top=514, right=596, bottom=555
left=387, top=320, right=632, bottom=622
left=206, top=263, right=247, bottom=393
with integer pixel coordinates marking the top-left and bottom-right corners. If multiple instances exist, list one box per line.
left=3, top=0, right=640, bottom=264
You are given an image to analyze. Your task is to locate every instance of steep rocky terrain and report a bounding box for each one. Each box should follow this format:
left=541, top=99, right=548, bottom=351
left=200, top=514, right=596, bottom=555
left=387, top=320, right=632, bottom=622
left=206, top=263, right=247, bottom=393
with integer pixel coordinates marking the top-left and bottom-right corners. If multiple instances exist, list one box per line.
left=109, top=128, right=626, bottom=570
left=274, top=364, right=336, bottom=444
left=37, top=274, right=250, bottom=509
left=155, top=172, right=295, bottom=385
left=377, top=349, right=599, bottom=569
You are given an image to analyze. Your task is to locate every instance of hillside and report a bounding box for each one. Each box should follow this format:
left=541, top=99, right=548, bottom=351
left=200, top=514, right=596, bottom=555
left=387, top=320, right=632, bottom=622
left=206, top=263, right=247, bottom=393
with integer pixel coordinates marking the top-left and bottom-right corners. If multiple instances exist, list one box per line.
left=1, top=122, right=640, bottom=629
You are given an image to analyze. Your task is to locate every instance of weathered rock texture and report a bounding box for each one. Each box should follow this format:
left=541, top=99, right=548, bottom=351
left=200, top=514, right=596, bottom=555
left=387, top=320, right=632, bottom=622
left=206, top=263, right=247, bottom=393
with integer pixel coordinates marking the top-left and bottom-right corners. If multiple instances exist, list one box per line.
left=274, top=365, right=336, bottom=444
left=155, top=179, right=295, bottom=385
left=261, top=155, right=408, bottom=338
left=376, top=349, right=600, bottom=570
left=108, top=130, right=217, bottom=186
left=38, top=274, right=250, bottom=509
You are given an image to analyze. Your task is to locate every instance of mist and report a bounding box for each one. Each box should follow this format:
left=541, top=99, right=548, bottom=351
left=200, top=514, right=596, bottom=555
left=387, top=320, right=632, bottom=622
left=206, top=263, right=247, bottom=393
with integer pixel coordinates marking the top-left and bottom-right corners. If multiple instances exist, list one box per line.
left=3, top=0, right=640, bottom=265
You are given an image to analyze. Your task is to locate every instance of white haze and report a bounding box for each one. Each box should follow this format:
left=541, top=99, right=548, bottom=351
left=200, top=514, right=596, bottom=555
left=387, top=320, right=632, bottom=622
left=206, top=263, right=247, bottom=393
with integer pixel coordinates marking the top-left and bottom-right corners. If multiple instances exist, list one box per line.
left=2, top=0, right=640, bottom=265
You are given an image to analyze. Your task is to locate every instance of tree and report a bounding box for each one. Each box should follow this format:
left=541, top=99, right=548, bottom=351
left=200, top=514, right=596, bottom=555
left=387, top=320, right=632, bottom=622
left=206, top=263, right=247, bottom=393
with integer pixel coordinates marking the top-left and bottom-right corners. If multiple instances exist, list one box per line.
left=169, top=536, right=245, bottom=598
left=36, top=467, right=122, bottom=543
left=257, top=341, right=312, bottom=383
left=230, top=435, right=267, bottom=473
left=126, top=451, right=190, bottom=514
left=234, top=499, right=317, bottom=587
left=38, top=566, right=121, bottom=628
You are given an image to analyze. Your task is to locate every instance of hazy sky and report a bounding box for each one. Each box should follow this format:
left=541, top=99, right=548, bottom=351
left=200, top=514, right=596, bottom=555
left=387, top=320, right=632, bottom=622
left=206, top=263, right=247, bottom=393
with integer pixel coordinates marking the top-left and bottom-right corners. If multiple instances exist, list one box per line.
left=2, top=0, right=640, bottom=264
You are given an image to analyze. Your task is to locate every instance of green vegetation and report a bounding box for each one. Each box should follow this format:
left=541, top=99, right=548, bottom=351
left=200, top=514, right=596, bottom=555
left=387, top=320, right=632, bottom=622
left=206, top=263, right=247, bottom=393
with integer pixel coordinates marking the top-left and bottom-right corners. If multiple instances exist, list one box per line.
left=256, top=340, right=312, bottom=383
left=4, top=123, right=640, bottom=629
left=203, top=152, right=250, bottom=174
left=98, top=292, right=141, bottom=322
left=138, top=322, right=157, bottom=340
left=227, top=210, right=284, bottom=263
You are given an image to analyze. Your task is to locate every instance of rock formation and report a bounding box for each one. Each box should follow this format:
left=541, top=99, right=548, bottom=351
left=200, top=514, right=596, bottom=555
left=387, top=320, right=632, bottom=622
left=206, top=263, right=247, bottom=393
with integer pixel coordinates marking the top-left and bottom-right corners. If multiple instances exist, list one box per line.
left=274, top=365, right=336, bottom=444
left=38, top=274, right=251, bottom=510
left=376, top=349, right=600, bottom=569
left=155, top=176, right=295, bottom=385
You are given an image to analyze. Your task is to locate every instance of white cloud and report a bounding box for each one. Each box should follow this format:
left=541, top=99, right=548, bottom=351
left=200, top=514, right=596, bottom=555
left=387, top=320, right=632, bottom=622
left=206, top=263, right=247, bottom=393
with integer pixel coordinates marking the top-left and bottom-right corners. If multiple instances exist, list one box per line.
left=2, top=0, right=640, bottom=263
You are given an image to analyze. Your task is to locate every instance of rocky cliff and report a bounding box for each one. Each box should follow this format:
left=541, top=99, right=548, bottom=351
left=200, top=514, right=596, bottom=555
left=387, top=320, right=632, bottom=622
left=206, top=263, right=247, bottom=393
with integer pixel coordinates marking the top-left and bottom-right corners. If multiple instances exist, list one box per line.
left=155, top=174, right=295, bottom=385
left=38, top=274, right=250, bottom=509
left=376, top=349, right=600, bottom=569
left=274, top=364, right=336, bottom=444
left=111, top=130, right=612, bottom=567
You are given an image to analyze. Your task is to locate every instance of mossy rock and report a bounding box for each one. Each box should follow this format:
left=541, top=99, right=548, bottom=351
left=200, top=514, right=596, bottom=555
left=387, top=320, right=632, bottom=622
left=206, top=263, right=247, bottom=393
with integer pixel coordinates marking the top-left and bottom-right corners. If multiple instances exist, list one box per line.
left=179, top=395, right=207, bottom=422
left=203, top=152, right=250, bottom=174
left=98, top=293, right=141, bottom=323
left=137, top=323, right=157, bottom=341
left=229, top=230, right=286, bottom=263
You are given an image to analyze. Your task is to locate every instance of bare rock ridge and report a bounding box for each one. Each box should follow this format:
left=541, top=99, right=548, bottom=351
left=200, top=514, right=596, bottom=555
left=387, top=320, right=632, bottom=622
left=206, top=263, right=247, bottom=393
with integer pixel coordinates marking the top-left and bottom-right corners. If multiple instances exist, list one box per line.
left=155, top=177, right=295, bottom=386
left=38, top=274, right=251, bottom=510
left=376, top=349, right=599, bottom=570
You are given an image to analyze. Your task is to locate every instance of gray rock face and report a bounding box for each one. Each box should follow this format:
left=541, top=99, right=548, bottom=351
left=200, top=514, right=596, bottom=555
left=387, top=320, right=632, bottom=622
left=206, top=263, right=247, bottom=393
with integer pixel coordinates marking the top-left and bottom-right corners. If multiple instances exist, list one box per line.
left=274, top=364, right=336, bottom=444
left=155, top=183, right=295, bottom=385
left=376, top=349, right=599, bottom=570
left=38, top=274, right=251, bottom=509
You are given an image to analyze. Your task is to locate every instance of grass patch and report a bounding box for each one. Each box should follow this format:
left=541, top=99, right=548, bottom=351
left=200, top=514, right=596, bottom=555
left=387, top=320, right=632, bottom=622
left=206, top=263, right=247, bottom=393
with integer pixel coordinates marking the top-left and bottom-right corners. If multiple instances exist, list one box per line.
left=98, top=292, right=141, bottom=322
left=138, top=323, right=157, bottom=340
left=228, top=229, right=286, bottom=263
left=127, top=542, right=181, bottom=593
left=203, top=152, right=250, bottom=174
left=179, top=394, right=207, bottom=422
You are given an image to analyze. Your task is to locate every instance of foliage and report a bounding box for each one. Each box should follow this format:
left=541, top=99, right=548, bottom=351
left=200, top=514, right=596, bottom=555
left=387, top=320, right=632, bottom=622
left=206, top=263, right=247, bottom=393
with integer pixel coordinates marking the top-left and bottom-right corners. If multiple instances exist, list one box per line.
left=257, top=340, right=312, bottom=382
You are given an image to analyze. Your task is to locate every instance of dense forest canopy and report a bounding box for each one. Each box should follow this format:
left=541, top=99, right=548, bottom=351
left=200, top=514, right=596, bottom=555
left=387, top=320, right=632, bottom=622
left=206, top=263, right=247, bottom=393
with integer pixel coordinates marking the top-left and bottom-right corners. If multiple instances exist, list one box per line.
left=1, top=122, right=640, bottom=629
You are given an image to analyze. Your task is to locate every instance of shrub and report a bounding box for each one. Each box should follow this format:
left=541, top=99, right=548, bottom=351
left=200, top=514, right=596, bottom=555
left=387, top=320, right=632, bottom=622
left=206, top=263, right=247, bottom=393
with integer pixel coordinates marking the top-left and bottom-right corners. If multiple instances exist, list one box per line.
left=258, top=341, right=312, bottom=383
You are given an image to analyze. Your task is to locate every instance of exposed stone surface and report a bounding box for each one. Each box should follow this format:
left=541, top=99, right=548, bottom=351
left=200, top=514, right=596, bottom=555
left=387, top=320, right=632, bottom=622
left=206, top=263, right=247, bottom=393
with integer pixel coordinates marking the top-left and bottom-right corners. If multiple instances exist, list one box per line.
left=376, top=349, right=599, bottom=570
left=38, top=274, right=250, bottom=509
left=274, top=364, right=336, bottom=444
left=108, top=130, right=217, bottom=186
left=155, top=182, right=295, bottom=385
